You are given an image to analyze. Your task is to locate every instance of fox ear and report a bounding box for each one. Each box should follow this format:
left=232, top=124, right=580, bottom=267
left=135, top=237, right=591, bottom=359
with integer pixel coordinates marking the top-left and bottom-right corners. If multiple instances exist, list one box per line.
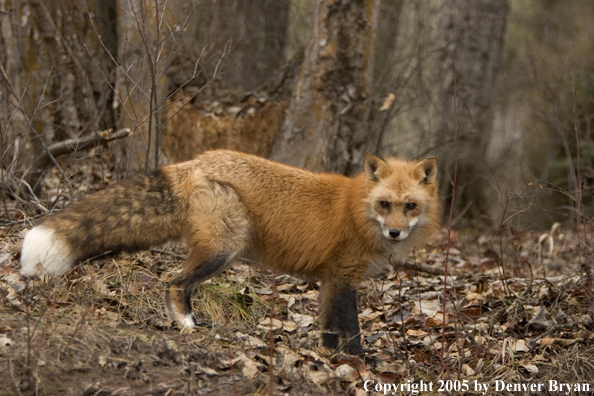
left=414, top=157, right=438, bottom=184
left=364, top=153, right=389, bottom=182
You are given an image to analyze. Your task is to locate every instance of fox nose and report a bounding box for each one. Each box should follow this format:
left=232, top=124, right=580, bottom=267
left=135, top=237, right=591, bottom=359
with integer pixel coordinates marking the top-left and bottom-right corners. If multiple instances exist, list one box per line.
left=388, top=229, right=401, bottom=238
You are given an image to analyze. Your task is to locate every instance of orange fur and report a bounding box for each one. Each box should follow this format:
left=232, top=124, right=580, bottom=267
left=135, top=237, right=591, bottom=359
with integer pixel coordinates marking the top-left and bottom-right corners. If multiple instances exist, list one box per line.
left=21, top=149, right=440, bottom=354
left=164, top=151, right=440, bottom=282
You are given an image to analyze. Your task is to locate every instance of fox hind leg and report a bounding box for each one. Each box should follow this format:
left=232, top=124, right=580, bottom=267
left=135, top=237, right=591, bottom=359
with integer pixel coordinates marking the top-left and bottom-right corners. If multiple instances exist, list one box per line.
left=165, top=250, right=233, bottom=329
left=164, top=179, right=252, bottom=330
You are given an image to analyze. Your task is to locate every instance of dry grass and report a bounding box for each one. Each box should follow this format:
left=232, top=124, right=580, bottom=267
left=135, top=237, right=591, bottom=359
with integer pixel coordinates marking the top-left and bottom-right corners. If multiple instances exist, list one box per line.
left=1, top=150, right=594, bottom=395
left=2, top=222, right=594, bottom=395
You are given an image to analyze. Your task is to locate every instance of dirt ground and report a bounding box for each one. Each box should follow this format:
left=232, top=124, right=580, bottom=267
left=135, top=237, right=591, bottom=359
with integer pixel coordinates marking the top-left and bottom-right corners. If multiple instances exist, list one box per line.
left=2, top=221, right=594, bottom=396
left=1, top=154, right=594, bottom=395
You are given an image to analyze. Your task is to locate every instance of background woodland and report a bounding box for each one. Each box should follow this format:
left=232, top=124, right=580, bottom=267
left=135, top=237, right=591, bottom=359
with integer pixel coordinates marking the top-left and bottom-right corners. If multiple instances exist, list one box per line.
left=3, top=2, right=594, bottom=395
left=0, top=0, right=592, bottom=230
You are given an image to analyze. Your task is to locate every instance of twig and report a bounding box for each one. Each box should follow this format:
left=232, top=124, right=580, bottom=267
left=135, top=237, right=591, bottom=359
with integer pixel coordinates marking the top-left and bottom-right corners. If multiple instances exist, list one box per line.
left=59, top=304, right=95, bottom=360
left=269, top=267, right=276, bottom=396
left=573, top=88, right=590, bottom=271
left=9, top=360, right=24, bottom=396
left=37, top=3, right=99, bottom=122
left=573, top=87, right=593, bottom=317
left=0, top=63, right=71, bottom=195
left=440, top=53, right=459, bottom=376
left=0, top=173, right=48, bottom=213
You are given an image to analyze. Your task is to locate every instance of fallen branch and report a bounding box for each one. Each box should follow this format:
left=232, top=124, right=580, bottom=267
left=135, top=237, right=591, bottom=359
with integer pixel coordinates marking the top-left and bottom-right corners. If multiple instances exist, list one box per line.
left=32, top=128, right=131, bottom=170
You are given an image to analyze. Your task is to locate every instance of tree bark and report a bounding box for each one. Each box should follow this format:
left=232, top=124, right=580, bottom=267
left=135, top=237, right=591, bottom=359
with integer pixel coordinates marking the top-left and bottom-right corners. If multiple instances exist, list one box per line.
left=270, top=0, right=380, bottom=174
left=0, top=0, right=117, bottom=190
left=373, top=0, right=402, bottom=97
left=198, top=0, right=289, bottom=91
left=114, top=0, right=197, bottom=174
left=379, top=0, right=508, bottom=219
left=0, top=0, right=30, bottom=170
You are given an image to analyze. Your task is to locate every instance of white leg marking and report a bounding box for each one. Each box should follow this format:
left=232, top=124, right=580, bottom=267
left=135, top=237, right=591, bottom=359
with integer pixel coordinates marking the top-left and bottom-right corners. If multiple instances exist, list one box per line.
left=181, top=314, right=197, bottom=330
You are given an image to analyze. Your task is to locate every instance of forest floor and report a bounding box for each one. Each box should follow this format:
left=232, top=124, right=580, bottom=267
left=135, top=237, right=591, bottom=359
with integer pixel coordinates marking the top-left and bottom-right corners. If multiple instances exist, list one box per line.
left=1, top=155, right=594, bottom=396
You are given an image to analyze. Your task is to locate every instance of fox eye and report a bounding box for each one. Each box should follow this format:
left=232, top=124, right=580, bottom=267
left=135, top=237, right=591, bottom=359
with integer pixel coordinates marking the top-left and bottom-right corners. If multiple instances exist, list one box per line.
left=379, top=201, right=390, bottom=211
left=405, top=203, right=417, bottom=212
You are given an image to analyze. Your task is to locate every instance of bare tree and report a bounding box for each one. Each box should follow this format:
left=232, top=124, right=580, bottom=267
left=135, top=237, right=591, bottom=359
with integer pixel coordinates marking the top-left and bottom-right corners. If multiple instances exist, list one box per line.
left=270, top=0, right=381, bottom=174
left=197, top=0, right=289, bottom=91
left=0, top=0, right=202, bottom=209
left=0, top=0, right=30, bottom=171
left=0, top=0, right=117, bottom=194
left=114, top=0, right=200, bottom=174
left=379, top=0, right=508, bottom=218
left=373, top=0, right=403, bottom=98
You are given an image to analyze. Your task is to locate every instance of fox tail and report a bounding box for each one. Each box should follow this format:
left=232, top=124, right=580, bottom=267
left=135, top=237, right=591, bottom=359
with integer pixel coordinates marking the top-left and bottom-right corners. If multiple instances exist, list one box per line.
left=20, top=169, right=183, bottom=276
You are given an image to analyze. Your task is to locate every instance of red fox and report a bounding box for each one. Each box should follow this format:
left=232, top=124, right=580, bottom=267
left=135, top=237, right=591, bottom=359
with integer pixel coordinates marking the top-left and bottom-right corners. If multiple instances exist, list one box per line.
left=20, top=150, right=440, bottom=354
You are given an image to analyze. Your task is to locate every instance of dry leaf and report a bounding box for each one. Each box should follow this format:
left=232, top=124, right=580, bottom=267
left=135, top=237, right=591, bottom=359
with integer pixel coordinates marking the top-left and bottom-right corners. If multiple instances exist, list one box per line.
left=538, top=337, right=555, bottom=347
left=513, top=339, right=529, bottom=353
left=520, top=363, right=539, bottom=375
left=304, top=361, right=333, bottom=385
left=335, top=364, right=356, bottom=380
left=291, top=313, right=314, bottom=328
left=245, top=335, right=267, bottom=348
left=462, top=364, right=475, bottom=376
left=1, top=283, right=24, bottom=311
left=276, top=345, right=304, bottom=374
left=359, top=310, right=383, bottom=322
left=258, top=318, right=283, bottom=331
left=195, top=364, right=218, bottom=376
left=406, top=329, right=428, bottom=338
left=241, top=356, right=260, bottom=379
left=529, top=306, right=553, bottom=331
left=379, top=93, right=396, bottom=111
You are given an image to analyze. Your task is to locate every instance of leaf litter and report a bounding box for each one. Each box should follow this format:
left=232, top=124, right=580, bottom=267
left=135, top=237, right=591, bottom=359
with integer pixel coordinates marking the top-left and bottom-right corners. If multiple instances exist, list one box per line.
left=1, top=156, right=594, bottom=395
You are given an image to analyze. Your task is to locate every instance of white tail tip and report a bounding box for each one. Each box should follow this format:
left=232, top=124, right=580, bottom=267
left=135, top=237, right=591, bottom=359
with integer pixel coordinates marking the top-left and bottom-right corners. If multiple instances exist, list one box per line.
left=20, top=226, right=75, bottom=276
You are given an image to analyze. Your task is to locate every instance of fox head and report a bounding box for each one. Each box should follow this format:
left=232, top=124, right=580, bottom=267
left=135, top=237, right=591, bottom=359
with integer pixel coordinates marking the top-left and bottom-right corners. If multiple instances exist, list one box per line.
left=363, top=153, right=440, bottom=247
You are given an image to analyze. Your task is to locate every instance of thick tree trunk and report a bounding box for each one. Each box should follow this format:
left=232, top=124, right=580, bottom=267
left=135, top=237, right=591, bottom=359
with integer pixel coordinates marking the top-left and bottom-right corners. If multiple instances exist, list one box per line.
left=270, top=0, right=380, bottom=174
left=198, top=0, right=289, bottom=91
left=373, top=0, right=402, bottom=97
left=379, top=0, right=508, bottom=219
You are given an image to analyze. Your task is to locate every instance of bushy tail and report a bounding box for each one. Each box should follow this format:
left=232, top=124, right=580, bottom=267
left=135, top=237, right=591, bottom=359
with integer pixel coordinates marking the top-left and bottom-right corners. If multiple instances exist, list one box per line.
left=20, top=169, right=184, bottom=276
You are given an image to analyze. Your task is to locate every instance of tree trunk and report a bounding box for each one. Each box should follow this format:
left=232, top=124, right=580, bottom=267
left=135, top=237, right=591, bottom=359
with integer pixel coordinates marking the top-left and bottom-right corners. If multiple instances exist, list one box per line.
left=114, top=0, right=198, bottom=174
left=270, top=0, right=380, bottom=174
left=379, top=0, right=508, bottom=219
left=0, top=0, right=117, bottom=191
left=0, top=0, right=31, bottom=171
left=198, top=0, right=289, bottom=91
left=373, top=0, right=402, bottom=97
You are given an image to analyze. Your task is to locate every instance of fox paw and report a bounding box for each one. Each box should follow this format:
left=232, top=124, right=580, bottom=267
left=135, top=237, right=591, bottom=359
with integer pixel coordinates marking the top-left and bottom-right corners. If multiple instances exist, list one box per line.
left=322, top=332, right=339, bottom=349
left=322, top=332, right=363, bottom=355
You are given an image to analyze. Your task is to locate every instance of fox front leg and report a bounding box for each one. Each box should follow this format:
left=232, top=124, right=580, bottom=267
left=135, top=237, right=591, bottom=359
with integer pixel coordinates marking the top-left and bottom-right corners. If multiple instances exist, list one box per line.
left=319, top=279, right=363, bottom=355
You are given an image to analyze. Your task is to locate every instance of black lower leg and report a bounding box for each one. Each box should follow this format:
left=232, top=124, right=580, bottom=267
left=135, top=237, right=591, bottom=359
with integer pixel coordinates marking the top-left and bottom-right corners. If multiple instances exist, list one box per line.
left=320, top=281, right=363, bottom=354
left=166, top=252, right=229, bottom=327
